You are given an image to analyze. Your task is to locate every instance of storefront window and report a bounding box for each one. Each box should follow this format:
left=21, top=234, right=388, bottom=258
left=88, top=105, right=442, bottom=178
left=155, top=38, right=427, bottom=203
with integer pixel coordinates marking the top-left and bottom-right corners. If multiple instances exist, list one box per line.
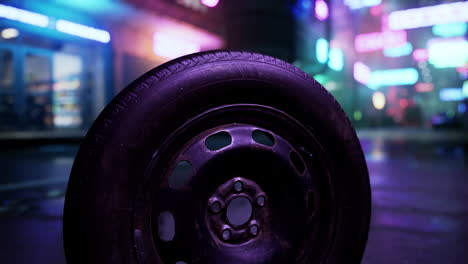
left=0, top=49, right=15, bottom=129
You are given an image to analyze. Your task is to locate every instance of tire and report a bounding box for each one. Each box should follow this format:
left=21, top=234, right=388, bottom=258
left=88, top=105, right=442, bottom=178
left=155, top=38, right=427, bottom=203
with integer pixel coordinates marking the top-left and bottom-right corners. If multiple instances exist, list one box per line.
left=63, top=50, right=370, bottom=264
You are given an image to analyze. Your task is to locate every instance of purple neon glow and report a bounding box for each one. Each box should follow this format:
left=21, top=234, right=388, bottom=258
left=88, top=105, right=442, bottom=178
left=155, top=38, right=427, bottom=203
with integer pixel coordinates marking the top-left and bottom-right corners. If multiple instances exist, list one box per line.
left=353, top=61, right=372, bottom=85
left=315, top=0, right=329, bottom=21
left=355, top=30, right=407, bottom=53
left=389, top=2, right=468, bottom=30
left=201, top=0, right=220, bottom=8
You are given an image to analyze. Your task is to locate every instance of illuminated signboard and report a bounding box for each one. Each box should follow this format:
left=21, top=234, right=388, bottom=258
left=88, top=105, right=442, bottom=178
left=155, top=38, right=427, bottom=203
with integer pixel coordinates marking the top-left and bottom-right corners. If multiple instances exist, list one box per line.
left=463, top=81, right=468, bottom=98
left=56, top=20, right=110, bottom=43
left=428, top=38, right=468, bottom=68
left=0, top=4, right=110, bottom=43
left=389, top=2, right=468, bottom=30
left=383, top=42, right=413, bottom=57
left=368, top=68, right=419, bottom=89
left=355, top=30, right=407, bottom=53
left=433, top=22, right=468, bottom=37
left=344, top=0, right=381, bottom=10
left=0, top=4, right=49, bottom=27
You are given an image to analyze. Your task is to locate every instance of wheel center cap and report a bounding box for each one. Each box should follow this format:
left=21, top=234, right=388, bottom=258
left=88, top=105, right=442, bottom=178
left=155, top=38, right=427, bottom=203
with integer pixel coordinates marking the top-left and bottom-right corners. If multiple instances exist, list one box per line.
left=206, top=177, right=268, bottom=243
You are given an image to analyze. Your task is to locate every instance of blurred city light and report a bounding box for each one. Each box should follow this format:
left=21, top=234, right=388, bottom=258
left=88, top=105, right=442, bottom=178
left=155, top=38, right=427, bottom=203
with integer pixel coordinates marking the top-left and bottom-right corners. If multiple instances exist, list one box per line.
left=0, top=4, right=49, bottom=27
left=463, top=81, right=468, bottom=97
left=388, top=2, right=468, bottom=30
left=428, top=38, right=468, bottom=68
left=353, top=61, right=371, bottom=85
left=369, top=68, right=419, bottom=89
left=383, top=42, right=413, bottom=57
left=412, top=49, right=429, bottom=62
left=353, top=110, right=362, bottom=121
left=153, top=32, right=201, bottom=59
left=1, top=28, right=19, bottom=39
left=201, top=0, right=220, bottom=8
left=432, top=22, right=467, bottom=37
left=315, top=0, right=329, bottom=21
left=56, top=20, right=110, bottom=43
left=415, top=83, right=434, bottom=93
left=355, top=30, right=407, bottom=53
left=372, top=91, right=386, bottom=110
left=439, top=88, right=465, bottom=102
left=344, top=0, right=382, bottom=10
left=316, top=38, right=329, bottom=64
left=328, top=48, right=344, bottom=71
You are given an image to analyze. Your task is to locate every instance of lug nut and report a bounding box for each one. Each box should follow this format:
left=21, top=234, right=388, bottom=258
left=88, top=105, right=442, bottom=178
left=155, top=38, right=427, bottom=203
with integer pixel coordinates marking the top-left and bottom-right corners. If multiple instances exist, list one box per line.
left=249, top=225, right=259, bottom=236
left=233, top=180, right=243, bottom=192
left=210, top=201, right=221, bottom=213
left=222, top=229, right=231, bottom=240
left=256, top=196, right=265, bottom=207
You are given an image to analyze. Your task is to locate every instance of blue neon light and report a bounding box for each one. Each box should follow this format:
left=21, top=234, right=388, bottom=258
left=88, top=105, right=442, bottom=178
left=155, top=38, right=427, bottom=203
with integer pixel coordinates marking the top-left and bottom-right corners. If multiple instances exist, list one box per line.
left=0, top=4, right=110, bottom=43
left=383, top=42, right=413, bottom=57
left=0, top=4, right=49, bottom=27
left=369, top=68, right=419, bottom=89
left=316, top=38, right=329, bottom=64
left=440, top=88, right=464, bottom=102
left=56, top=19, right=110, bottom=43
left=328, top=48, right=344, bottom=71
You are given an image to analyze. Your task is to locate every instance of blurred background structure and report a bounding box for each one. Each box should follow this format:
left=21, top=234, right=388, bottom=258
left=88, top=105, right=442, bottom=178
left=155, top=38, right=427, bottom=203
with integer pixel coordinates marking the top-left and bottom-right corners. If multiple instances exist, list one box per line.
left=0, top=0, right=467, bottom=263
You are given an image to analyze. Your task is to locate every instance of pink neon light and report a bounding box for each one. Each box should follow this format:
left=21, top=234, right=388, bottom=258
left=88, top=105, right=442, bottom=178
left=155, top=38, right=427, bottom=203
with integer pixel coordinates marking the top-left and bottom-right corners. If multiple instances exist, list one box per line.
left=201, top=0, right=220, bottom=8
left=389, top=2, right=468, bottom=30
left=153, top=33, right=200, bottom=59
left=413, top=49, right=429, bottom=62
left=315, top=0, right=329, bottom=21
left=353, top=61, right=371, bottom=85
left=415, top=83, right=434, bottom=93
left=370, top=4, right=382, bottom=16
left=355, top=30, right=407, bottom=53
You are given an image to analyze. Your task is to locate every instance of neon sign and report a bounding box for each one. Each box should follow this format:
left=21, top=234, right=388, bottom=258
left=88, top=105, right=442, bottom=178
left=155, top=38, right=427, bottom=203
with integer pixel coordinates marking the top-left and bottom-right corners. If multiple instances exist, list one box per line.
left=0, top=4, right=49, bottom=27
left=344, top=0, right=381, bottom=10
left=428, top=38, right=468, bottom=68
left=432, top=22, right=467, bottom=37
left=388, top=2, right=468, bottom=30
left=415, top=83, right=434, bottom=93
left=368, top=68, right=419, bottom=89
left=355, top=30, right=407, bottom=53
left=0, top=4, right=110, bottom=43
left=383, top=42, right=413, bottom=57
left=328, top=48, right=344, bottom=71
left=56, top=20, right=110, bottom=43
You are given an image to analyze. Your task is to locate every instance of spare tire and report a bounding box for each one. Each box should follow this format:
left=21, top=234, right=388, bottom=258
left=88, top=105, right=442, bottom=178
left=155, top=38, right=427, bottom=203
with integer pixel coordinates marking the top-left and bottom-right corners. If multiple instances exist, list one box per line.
left=63, top=51, right=370, bottom=264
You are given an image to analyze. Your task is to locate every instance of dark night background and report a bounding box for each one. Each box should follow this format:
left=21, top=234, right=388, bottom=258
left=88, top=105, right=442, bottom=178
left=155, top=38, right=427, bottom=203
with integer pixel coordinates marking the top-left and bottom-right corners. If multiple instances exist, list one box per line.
left=0, top=0, right=467, bottom=263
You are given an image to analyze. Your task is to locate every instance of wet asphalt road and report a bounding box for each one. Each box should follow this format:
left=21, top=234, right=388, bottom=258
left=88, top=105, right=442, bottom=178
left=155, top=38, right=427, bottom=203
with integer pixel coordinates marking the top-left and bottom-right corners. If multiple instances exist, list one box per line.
left=0, top=138, right=467, bottom=263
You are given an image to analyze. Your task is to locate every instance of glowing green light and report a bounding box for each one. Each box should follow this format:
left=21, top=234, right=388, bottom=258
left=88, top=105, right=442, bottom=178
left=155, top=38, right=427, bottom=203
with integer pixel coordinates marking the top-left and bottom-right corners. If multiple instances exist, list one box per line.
left=328, top=48, right=344, bottom=71
left=353, top=110, right=362, bottom=121
left=383, top=42, right=413, bottom=57
left=428, top=38, right=468, bottom=68
left=316, top=38, right=329, bottom=64
left=313, top=74, right=328, bottom=85
left=369, top=68, right=419, bottom=89
left=432, top=23, right=467, bottom=37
